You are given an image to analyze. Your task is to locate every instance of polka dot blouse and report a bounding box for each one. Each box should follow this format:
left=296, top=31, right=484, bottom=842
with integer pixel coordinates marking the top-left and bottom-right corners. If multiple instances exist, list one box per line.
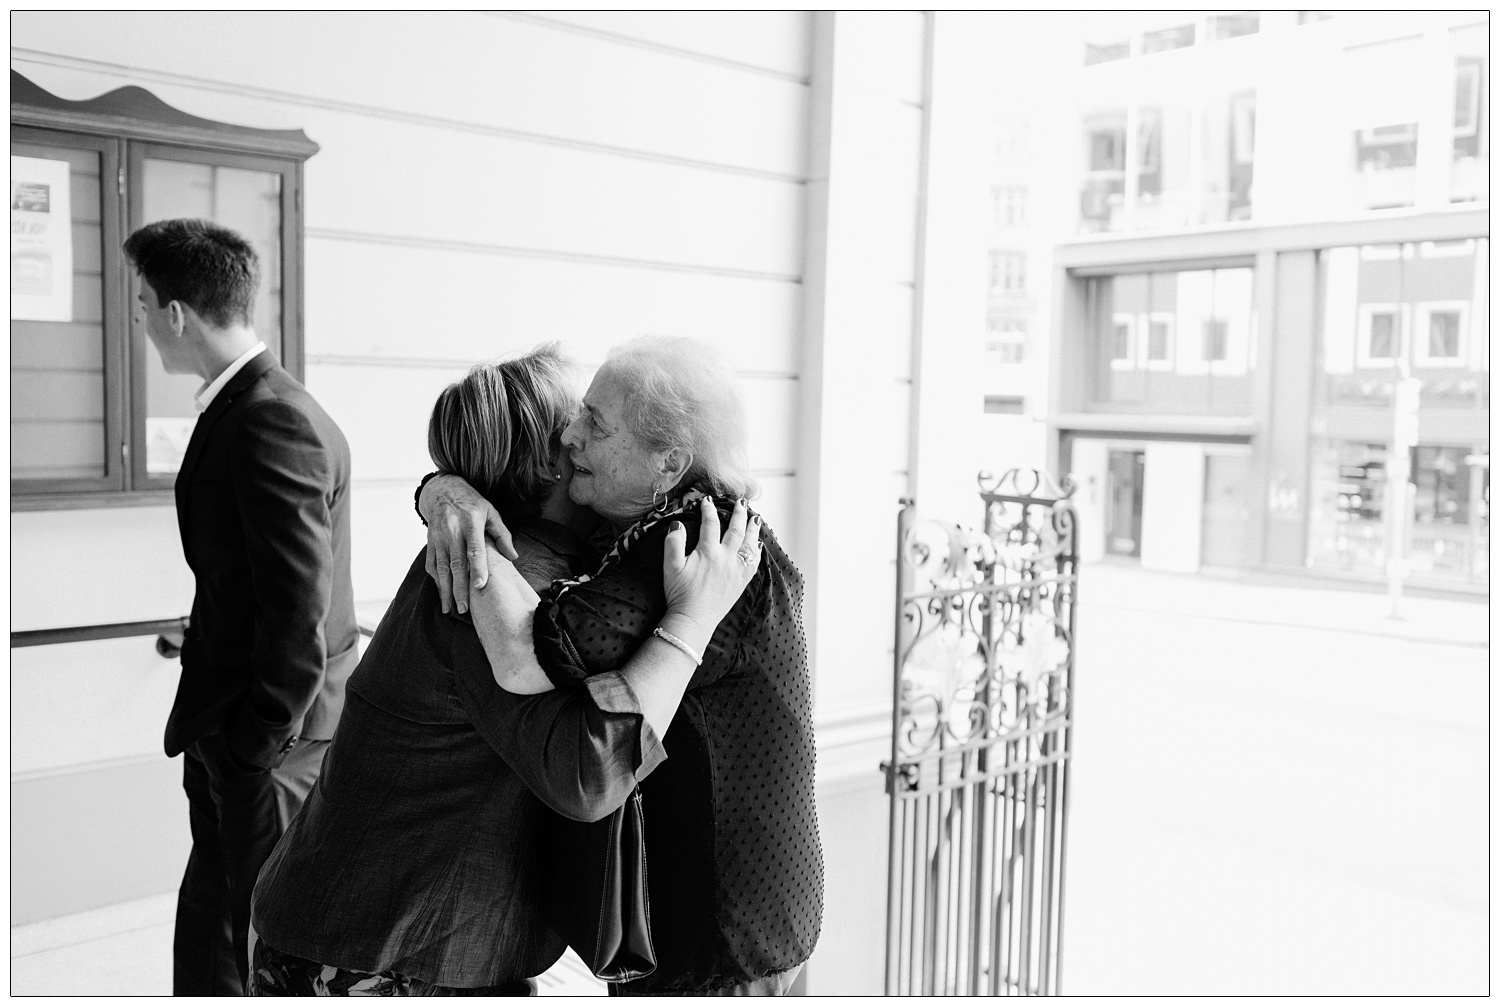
left=532, top=496, right=824, bottom=994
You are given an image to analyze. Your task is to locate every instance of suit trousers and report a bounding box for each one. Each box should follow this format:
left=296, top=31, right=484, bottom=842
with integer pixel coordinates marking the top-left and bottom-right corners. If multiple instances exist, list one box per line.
left=173, top=732, right=329, bottom=996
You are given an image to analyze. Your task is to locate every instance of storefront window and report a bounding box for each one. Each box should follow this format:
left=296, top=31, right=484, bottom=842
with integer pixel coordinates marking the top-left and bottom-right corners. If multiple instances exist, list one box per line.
left=1409, top=446, right=1488, bottom=580
left=1087, top=265, right=1255, bottom=413
left=1317, top=241, right=1488, bottom=413
left=1311, top=238, right=1488, bottom=585
left=1306, top=441, right=1388, bottom=576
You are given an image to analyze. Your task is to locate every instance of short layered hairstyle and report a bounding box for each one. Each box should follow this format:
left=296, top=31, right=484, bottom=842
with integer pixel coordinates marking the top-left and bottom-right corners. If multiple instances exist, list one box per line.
left=603, top=335, right=759, bottom=501
left=122, top=218, right=260, bottom=329
left=428, top=343, right=580, bottom=521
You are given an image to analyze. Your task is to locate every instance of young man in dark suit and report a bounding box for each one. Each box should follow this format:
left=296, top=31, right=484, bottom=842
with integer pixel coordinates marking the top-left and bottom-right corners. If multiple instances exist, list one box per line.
left=124, top=219, right=359, bottom=996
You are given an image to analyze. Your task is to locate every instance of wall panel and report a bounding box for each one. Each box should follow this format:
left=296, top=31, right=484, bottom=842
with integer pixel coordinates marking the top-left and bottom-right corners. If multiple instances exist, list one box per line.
left=11, top=63, right=806, bottom=280
left=303, top=237, right=803, bottom=373
left=306, top=362, right=467, bottom=481
left=12, top=12, right=809, bottom=178
left=349, top=483, right=432, bottom=608
left=527, top=11, right=814, bottom=79
left=11, top=638, right=182, bottom=775
left=10, top=508, right=192, bottom=632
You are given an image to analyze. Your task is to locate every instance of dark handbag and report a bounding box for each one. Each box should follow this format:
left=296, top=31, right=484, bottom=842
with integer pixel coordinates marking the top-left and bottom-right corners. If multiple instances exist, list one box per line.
left=541, top=787, right=656, bottom=982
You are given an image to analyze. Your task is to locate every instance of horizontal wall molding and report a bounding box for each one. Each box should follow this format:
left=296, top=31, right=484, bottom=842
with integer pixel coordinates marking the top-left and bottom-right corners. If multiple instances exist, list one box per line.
left=12, top=48, right=808, bottom=185
left=490, top=11, right=812, bottom=85
left=306, top=227, right=803, bottom=284
left=308, top=353, right=802, bottom=384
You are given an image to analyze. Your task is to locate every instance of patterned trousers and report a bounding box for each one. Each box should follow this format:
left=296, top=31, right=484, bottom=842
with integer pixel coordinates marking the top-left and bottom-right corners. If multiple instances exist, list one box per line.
left=249, top=939, right=536, bottom=996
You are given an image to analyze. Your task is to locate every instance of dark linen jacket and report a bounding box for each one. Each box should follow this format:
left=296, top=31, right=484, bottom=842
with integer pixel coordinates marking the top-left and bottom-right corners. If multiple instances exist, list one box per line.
left=533, top=493, right=825, bottom=994
left=165, top=352, right=359, bottom=769
left=250, top=521, right=666, bottom=987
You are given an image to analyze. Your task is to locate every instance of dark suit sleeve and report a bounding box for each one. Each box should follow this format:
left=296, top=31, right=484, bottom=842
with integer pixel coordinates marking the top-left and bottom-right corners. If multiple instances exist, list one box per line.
left=222, top=397, right=337, bottom=769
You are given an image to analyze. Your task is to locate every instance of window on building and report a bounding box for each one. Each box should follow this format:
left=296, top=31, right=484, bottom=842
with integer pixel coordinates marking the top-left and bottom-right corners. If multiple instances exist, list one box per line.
left=1451, top=25, right=1488, bottom=203
left=983, top=395, right=1025, bottom=415
left=1085, top=40, right=1130, bottom=66
left=1366, top=310, right=1399, bottom=362
left=990, top=252, right=1026, bottom=295
left=1416, top=303, right=1467, bottom=366
left=1209, top=13, right=1259, bottom=40
left=1202, top=319, right=1229, bottom=362
left=992, top=185, right=1027, bottom=228
left=1080, top=113, right=1127, bottom=233
left=1108, top=315, right=1135, bottom=369
left=1228, top=92, right=1256, bottom=220
left=1138, top=108, right=1163, bottom=199
left=1088, top=265, right=1255, bottom=412
left=10, top=71, right=315, bottom=505
left=1080, top=87, right=1256, bottom=233
left=985, top=317, right=1028, bottom=364
left=1319, top=241, right=1488, bottom=412
left=1146, top=316, right=1173, bottom=364
left=1142, top=24, right=1195, bottom=55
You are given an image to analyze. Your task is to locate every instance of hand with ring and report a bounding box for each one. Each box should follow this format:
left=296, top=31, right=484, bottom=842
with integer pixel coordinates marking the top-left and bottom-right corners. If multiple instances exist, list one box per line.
left=662, top=497, right=762, bottom=633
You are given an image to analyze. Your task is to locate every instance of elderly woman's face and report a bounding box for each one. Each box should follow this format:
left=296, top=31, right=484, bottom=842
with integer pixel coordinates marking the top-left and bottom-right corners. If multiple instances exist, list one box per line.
left=561, top=367, right=667, bottom=528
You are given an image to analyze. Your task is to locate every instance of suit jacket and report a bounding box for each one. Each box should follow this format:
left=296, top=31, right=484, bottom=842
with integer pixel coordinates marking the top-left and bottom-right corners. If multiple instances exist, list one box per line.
left=164, top=351, right=359, bottom=770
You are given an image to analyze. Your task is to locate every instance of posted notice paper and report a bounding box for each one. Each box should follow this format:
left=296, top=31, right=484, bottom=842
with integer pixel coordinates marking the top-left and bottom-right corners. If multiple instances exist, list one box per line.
left=12, top=155, right=73, bottom=322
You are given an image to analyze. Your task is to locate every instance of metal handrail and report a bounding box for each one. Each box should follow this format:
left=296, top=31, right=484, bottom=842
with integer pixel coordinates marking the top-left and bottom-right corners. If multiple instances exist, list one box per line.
left=11, top=618, right=377, bottom=651
left=11, top=618, right=190, bottom=649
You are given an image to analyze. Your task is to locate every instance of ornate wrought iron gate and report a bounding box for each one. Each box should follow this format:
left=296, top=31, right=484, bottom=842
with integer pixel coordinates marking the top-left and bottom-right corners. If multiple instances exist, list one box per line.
left=884, top=470, right=1078, bottom=996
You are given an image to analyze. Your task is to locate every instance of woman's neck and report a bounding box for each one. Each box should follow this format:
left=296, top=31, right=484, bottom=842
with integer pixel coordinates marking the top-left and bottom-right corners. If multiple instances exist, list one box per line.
left=541, top=480, right=606, bottom=539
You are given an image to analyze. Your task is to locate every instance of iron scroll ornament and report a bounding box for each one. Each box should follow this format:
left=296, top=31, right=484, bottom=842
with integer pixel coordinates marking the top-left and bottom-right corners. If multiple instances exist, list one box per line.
left=892, top=471, right=1078, bottom=770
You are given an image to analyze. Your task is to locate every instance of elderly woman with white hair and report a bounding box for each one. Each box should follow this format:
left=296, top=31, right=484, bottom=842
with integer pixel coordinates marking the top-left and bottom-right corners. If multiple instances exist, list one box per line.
left=421, top=335, right=823, bottom=996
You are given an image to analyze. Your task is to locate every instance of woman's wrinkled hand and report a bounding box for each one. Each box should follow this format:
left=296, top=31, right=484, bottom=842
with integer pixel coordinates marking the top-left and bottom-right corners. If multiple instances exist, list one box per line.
left=420, top=474, right=518, bottom=615
left=662, top=497, right=762, bottom=633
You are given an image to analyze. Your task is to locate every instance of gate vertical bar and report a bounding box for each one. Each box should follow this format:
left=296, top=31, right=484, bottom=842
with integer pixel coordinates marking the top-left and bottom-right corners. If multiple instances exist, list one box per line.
left=885, top=499, right=916, bottom=995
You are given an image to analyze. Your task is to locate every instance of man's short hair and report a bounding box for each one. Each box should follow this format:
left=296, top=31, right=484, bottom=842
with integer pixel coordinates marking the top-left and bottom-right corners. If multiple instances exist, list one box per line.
left=123, top=218, right=260, bottom=329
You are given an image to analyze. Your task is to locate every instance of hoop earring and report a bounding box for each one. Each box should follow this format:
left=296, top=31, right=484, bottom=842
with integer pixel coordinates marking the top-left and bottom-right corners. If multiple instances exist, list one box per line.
left=651, top=486, right=669, bottom=515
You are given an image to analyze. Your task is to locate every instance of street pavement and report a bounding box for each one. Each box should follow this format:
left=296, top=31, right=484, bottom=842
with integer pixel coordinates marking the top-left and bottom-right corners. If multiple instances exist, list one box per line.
left=1061, top=560, right=1488, bottom=996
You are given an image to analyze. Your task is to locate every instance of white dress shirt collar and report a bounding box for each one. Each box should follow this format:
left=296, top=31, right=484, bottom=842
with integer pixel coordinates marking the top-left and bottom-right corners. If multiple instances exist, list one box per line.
left=195, top=341, right=268, bottom=413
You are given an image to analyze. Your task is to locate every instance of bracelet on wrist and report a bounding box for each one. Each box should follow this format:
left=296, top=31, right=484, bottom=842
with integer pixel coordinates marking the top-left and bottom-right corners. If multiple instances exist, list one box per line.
left=652, top=627, right=704, bottom=666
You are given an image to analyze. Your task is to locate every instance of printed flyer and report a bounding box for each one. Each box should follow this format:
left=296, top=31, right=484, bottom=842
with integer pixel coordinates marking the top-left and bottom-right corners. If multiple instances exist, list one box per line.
left=11, top=155, right=73, bottom=322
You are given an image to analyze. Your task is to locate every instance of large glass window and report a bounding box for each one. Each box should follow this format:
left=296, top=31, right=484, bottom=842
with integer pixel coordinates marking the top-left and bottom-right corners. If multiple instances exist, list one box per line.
left=1316, top=241, right=1488, bottom=413
left=137, top=153, right=285, bottom=482
left=1306, top=440, right=1388, bottom=576
left=1078, top=91, right=1255, bottom=232
left=1309, top=238, right=1488, bottom=586
left=1085, top=265, right=1255, bottom=413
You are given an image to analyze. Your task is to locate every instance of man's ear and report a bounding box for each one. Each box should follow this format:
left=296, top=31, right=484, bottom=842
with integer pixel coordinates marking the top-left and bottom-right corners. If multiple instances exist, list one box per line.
left=166, top=299, right=187, bottom=338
